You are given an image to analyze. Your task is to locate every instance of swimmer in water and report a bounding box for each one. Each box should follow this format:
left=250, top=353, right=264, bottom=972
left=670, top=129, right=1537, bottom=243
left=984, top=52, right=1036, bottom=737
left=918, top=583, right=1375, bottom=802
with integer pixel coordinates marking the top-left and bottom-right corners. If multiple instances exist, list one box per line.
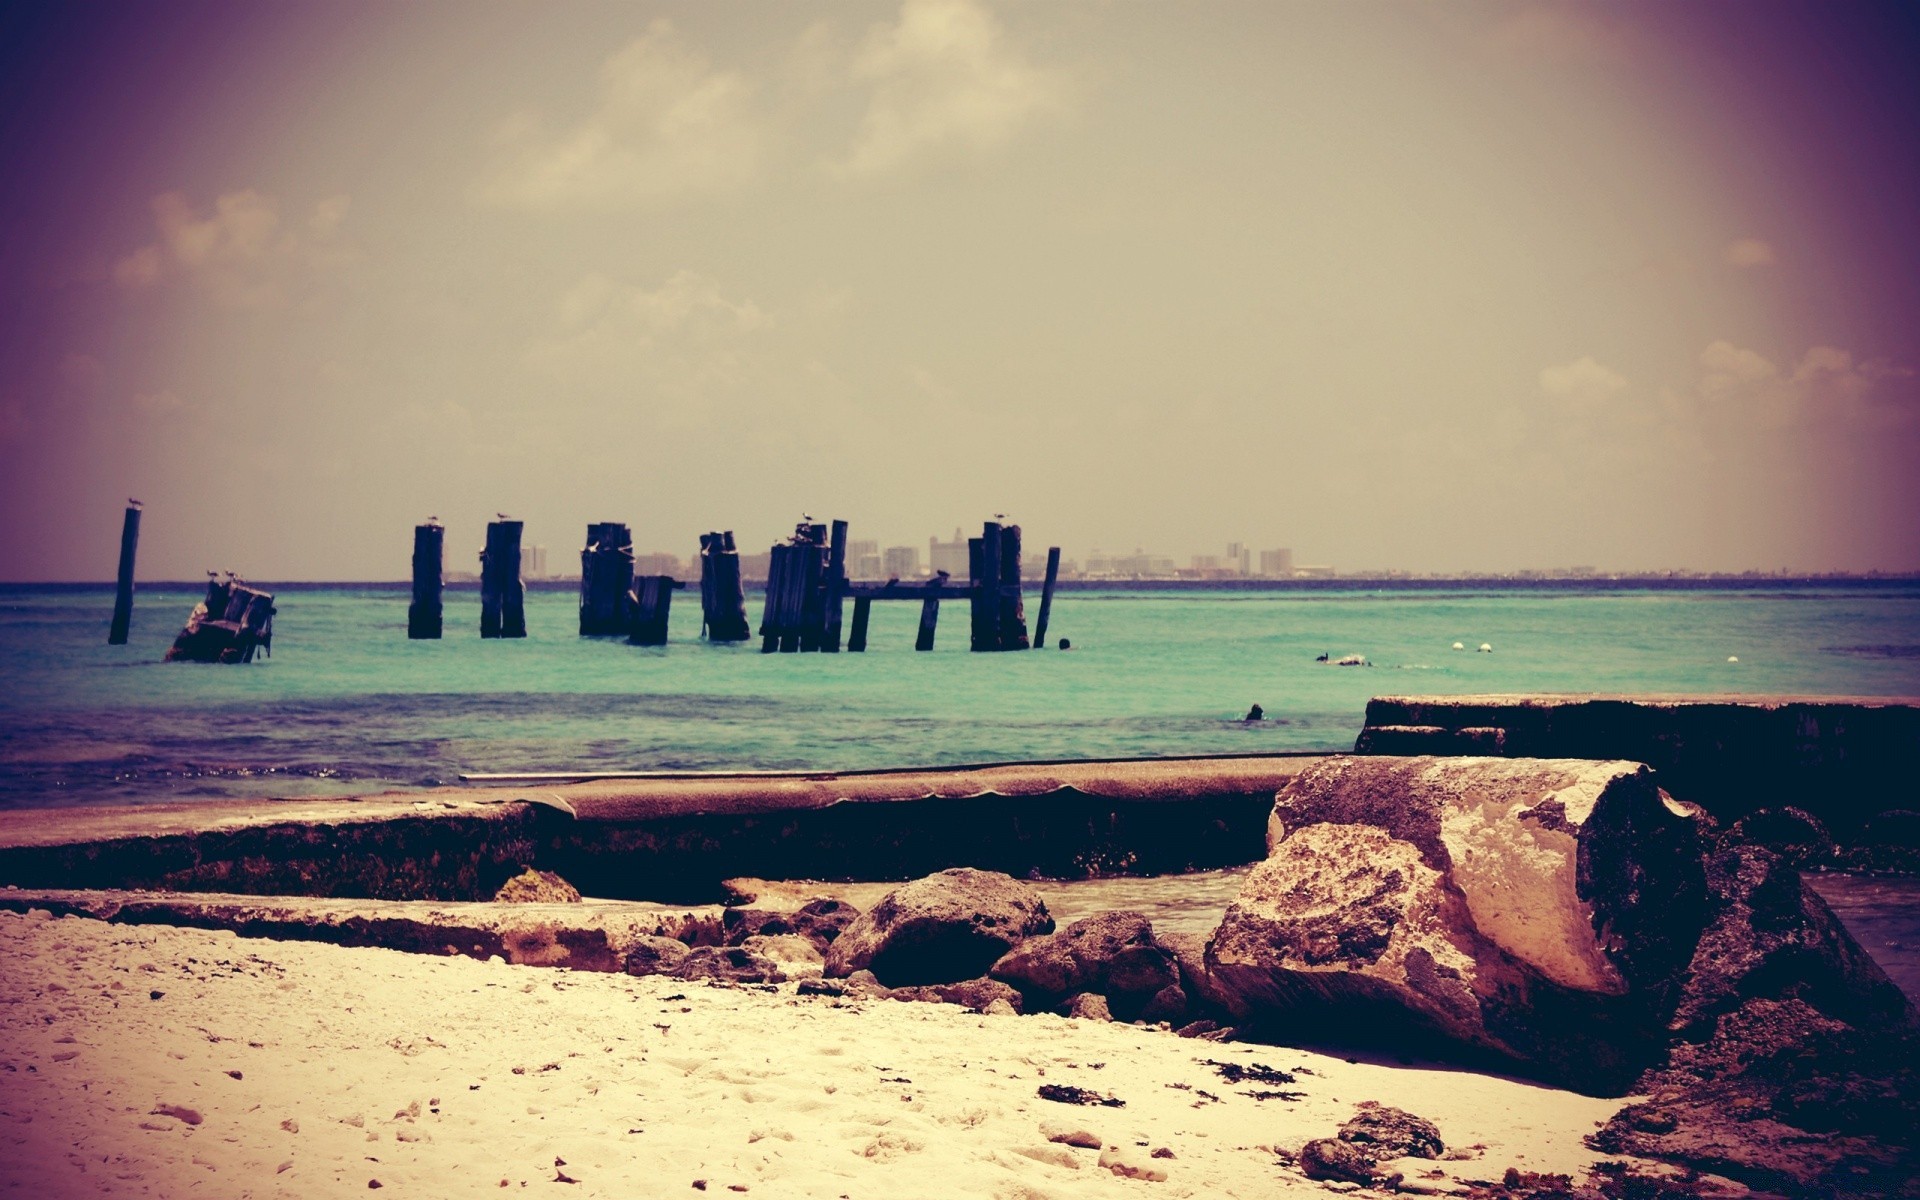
left=1244, top=704, right=1264, bottom=722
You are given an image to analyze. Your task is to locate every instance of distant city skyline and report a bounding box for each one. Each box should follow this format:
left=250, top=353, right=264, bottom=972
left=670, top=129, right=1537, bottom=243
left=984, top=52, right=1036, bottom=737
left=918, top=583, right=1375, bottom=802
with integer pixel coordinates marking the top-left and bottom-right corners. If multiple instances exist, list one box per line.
left=2, top=2, right=1917, bottom=581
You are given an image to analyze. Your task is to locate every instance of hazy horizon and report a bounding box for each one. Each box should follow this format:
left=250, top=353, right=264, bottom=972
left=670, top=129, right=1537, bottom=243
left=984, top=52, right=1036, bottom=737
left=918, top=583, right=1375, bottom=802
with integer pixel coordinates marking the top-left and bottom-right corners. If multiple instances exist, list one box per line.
left=3, top=1, right=1917, bottom=582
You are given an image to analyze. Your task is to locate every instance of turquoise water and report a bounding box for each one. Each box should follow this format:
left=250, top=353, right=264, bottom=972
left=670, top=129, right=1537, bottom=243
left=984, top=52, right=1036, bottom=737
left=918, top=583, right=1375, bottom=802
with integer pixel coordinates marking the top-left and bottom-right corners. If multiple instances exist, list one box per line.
left=2, top=583, right=1917, bottom=808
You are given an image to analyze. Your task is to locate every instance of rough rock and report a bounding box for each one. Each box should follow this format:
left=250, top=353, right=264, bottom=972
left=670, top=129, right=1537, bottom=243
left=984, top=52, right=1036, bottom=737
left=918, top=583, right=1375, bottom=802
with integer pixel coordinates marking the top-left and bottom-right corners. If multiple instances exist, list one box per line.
left=623, top=935, right=691, bottom=977
left=1207, top=756, right=1706, bottom=1092
left=492, top=869, right=582, bottom=904
left=1040, top=1121, right=1102, bottom=1149
left=1338, top=1102, right=1443, bottom=1160
left=739, top=934, right=824, bottom=980
left=989, top=910, right=1181, bottom=1021
left=1727, top=807, right=1834, bottom=867
left=981, top=997, right=1018, bottom=1017
left=1066, top=993, right=1112, bottom=1021
left=1592, top=846, right=1919, bottom=1195
left=673, top=945, right=785, bottom=984
left=887, top=977, right=1025, bottom=1014
left=1297, top=1137, right=1376, bottom=1184
left=721, top=899, right=860, bottom=951
left=1140, top=983, right=1187, bottom=1024
left=1096, top=1146, right=1168, bottom=1182
left=823, top=869, right=1053, bottom=987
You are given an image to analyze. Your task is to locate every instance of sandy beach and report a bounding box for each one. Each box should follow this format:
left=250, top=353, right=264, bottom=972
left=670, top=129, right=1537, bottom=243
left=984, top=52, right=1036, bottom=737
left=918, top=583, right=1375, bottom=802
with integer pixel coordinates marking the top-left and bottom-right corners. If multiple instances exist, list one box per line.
left=0, top=908, right=1647, bottom=1198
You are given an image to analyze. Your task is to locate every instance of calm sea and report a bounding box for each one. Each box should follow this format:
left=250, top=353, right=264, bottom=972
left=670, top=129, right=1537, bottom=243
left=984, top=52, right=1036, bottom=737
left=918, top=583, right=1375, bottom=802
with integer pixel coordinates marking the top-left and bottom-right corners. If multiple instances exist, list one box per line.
left=2, top=582, right=1916, bottom=809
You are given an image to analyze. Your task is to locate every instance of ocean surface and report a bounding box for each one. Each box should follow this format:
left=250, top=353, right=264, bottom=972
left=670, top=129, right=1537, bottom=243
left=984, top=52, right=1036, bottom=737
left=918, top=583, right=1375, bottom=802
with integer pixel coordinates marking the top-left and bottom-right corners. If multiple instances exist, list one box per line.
left=2, top=581, right=1916, bottom=809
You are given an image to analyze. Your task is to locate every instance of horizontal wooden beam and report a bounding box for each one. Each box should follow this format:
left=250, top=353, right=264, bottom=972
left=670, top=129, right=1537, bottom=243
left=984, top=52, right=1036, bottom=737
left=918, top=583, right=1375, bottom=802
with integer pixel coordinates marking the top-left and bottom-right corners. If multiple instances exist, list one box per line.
left=840, top=581, right=1020, bottom=600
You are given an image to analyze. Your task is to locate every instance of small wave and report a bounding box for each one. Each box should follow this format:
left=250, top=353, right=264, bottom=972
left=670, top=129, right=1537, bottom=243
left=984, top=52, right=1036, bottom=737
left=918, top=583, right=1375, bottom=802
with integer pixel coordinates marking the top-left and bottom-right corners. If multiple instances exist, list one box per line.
left=1825, top=644, right=1920, bottom=660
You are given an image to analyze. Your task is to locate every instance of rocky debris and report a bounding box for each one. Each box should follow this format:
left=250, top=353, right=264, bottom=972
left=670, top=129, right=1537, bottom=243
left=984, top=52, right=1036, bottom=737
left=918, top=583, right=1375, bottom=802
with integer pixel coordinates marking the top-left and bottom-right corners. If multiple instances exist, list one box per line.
left=1590, top=846, right=1919, bottom=1196
left=1338, top=1101, right=1444, bottom=1160
left=824, top=869, right=1053, bottom=987
left=884, top=976, right=1027, bottom=1014
left=1208, top=756, right=1706, bottom=1092
left=1040, top=1121, right=1102, bottom=1149
left=1297, top=1137, right=1377, bottom=1185
left=721, top=899, right=859, bottom=952
left=1296, top=1102, right=1443, bottom=1189
left=1066, top=993, right=1112, bottom=1021
left=1726, top=807, right=1834, bottom=868
left=989, top=911, right=1181, bottom=1021
left=1097, top=1145, right=1168, bottom=1181
left=624, top=936, right=692, bottom=977
left=1037, top=1084, right=1124, bottom=1108
left=673, top=946, right=785, bottom=985
left=493, top=869, right=583, bottom=904
left=981, top=997, right=1018, bottom=1017
left=738, top=934, right=823, bottom=979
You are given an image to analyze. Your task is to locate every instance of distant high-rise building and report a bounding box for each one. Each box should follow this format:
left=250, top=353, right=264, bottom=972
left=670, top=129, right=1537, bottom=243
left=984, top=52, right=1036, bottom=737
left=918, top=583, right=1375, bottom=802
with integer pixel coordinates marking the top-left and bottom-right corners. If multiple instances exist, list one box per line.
left=522, top=544, right=548, bottom=580
left=1226, top=541, right=1251, bottom=576
left=847, top=538, right=881, bottom=579
left=929, top=528, right=969, bottom=578
left=633, top=552, right=682, bottom=577
left=1259, top=548, right=1294, bottom=577
left=884, top=545, right=921, bottom=578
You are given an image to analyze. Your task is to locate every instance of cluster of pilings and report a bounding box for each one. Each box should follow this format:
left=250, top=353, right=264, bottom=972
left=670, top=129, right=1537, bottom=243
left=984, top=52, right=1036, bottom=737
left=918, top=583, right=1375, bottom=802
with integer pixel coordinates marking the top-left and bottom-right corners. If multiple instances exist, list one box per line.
left=758, top=518, right=1061, bottom=654
left=165, top=575, right=275, bottom=663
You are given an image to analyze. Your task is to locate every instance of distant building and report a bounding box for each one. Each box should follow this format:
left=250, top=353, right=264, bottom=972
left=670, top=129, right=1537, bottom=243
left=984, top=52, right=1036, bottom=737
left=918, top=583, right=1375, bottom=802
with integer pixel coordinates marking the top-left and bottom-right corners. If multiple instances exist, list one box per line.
left=884, top=545, right=921, bottom=578
left=1259, top=548, right=1294, bottom=577
left=1293, top=563, right=1336, bottom=578
left=848, top=538, right=881, bottom=579
left=633, top=552, right=682, bottom=577
left=522, top=545, right=548, bottom=580
left=1225, top=542, right=1251, bottom=576
left=929, top=528, right=969, bottom=578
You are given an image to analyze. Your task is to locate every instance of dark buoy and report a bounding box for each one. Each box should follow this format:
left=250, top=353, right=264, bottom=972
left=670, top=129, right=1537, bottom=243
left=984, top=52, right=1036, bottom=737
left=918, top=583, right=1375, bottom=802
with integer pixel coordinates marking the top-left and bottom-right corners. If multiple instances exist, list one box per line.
left=1058, top=637, right=1072, bottom=650
left=1244, top=704, right=1264, bottom=722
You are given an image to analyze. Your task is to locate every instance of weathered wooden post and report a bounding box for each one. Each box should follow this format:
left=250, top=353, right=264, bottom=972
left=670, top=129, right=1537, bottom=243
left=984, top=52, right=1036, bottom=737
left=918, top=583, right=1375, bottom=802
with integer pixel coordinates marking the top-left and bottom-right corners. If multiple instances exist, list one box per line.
left=107, top=502, right=141, bottom=645
left=579, top=522, right=633, bottom=635
left=407, top=521, right=443, bottom=639
left=1033, top=546, right=1061, bottom=649
left=795, top=523, right=827, bottom=651
left=998, top=522, right=1030, bottom=650
left=166, top=575, right=275, bottom=663
left=967, top=533, right=988, bottom=651
left=823, top=519, right=849, bottom=652
left=627, top=575, right=682, bottom=646
left=699, top=531, right=751, bottom=641
left=848, top=595, right=873, bottom=652
left=480, top=520, right=525, bottom=638
left=916, top=571, right=946, bottom=651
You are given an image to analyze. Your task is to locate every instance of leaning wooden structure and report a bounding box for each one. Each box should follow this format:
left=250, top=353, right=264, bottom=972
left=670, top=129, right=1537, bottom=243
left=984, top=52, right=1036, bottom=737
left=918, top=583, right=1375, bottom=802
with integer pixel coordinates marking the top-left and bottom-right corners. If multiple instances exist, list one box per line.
left=165, top=576, right=275, bottom=664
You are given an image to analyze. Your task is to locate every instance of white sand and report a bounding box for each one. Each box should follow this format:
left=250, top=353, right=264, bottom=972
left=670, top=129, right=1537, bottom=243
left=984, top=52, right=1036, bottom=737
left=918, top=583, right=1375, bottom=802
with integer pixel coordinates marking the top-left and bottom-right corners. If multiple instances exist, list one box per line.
left=0, top=909, right=1639, bottom=1198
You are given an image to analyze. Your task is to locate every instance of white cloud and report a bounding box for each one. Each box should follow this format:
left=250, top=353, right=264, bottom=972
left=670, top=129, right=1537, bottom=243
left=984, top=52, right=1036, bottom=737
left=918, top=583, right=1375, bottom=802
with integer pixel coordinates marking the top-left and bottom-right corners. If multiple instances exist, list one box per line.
left=476, top=20, right=761, bottom=210
left=1539, top=355, right=1629, bottom=409
left=113, top=190, right=353, bottom=308
left=1723, top=238, right=1776, bottom=268
left=838, top=0, right=1072, bottom=177
left=1686, top=340, right=1915, bottom=431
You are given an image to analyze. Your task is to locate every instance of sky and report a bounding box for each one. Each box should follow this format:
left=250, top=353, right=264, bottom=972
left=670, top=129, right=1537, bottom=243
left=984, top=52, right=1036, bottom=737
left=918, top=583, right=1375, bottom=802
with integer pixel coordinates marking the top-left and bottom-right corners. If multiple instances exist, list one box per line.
left=1, top=0, right=1917, bottom=580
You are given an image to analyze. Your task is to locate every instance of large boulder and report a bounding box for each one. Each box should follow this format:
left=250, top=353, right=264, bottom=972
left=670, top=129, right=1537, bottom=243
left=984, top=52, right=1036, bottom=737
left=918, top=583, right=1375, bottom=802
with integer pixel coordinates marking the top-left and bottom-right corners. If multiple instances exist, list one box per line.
left=823, top=869, right=1053, bottom=987
left=989, top=910, right=1181, bottom=1021
left=1207, top=756, right=1707, bottom=1092
left=1592, top=846, right=1919, bottom=1194
left=722, top=898, right=860, bottom=952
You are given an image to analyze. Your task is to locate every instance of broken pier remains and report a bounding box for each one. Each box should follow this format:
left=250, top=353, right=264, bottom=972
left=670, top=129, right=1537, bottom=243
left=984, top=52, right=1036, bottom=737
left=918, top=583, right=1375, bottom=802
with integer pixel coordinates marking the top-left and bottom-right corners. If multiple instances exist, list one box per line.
left=479, top=519, right=526, bottom=639
left=166, top=576, right=275, bottom=664
left=408, top=521, right=443, bottom=640
left=758, top=519, right=1059, bottom=653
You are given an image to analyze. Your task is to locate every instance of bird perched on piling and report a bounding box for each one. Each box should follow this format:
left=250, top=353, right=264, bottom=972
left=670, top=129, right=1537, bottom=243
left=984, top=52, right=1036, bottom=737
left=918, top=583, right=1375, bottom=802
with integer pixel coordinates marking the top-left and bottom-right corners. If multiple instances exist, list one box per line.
left=128, top=498, right=143, bottom=509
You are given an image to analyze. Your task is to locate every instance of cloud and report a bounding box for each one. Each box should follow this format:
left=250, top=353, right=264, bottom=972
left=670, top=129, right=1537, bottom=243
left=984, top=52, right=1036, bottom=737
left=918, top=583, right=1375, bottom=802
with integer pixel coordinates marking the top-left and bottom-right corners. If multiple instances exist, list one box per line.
left=113, top=190, right=353, bottom=307
left=1539, top=355, right=1630, bottom=409
left=1723, top=238, right=1776, bottom=268
left=1686, top=340, right=1916, bottom=431
left=476, top=20, right=761, bottom=210
left=837, top=0, right=1072, bottom=177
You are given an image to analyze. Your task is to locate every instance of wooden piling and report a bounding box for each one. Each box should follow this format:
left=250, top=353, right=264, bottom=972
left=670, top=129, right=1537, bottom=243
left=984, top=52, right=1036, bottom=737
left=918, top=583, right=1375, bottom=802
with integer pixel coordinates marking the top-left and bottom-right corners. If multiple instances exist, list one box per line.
left=848, top=595, right=873, bottom=652
left=627, top=575, right=682, bottom=646
left=758, top=545, right=787, bottom=653
left=998, top=523, right=1029, bottom=650
left=107, top=504, right=141, bottom=645
left=794, top=524, right=826, bottom=652
left=407, top=523, right=443, bottom=640
left=823, top=519, right=849, bottom=652
left=580, top=523, right=634, bottom=635
left=968, top=534, right=989, bottom=651
left=916, top=572, right=946, bottom=651
left=480, top=520, right=526, bottom=639
left=1033, top=546, right=1061, bottom=650
left=699, top=531, right=751, bottom=642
